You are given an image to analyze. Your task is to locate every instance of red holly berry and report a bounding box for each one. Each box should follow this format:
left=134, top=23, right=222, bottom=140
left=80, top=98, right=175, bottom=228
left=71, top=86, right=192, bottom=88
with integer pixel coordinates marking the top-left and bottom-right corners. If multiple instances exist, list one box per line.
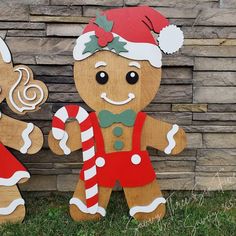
left=95, top=27, right=114, bottom=47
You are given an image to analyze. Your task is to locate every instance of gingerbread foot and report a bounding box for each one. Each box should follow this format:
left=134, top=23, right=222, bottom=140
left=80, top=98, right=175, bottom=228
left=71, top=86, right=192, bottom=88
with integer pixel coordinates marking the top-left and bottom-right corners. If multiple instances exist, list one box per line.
left=69, top=180, right=112, bottom=221
left=0, top=185, right=26, bottom=224
left=124, top=180, right=166, bottom=222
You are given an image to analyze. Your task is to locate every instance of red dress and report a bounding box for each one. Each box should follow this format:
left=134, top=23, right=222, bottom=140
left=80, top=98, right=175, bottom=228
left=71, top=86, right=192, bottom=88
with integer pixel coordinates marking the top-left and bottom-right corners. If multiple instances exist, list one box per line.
left=80, top=112, right=156, bottom=188
left=0, top=142, right=30, bottom=186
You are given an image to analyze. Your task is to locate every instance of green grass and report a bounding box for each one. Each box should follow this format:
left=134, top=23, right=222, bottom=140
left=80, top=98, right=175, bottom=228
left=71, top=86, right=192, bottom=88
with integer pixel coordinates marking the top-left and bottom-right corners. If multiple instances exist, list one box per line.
left=0, top=191, right=235, bottom=236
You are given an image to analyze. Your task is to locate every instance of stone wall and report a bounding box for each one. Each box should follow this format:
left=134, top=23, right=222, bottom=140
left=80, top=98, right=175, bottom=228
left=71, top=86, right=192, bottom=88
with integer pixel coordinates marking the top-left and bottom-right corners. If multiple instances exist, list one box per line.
left=1, top=0, right=235, bottom=192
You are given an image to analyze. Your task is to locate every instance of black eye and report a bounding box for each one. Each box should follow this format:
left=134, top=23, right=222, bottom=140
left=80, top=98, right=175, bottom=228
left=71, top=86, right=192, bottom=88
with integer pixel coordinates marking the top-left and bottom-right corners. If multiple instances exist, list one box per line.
left=126, top=71, right=139, bottom=84
left=96, top=71, right=108, bottom=84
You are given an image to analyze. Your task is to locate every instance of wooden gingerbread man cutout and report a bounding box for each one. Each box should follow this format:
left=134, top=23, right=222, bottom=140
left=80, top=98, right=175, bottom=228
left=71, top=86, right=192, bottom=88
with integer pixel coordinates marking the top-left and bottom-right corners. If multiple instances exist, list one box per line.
left=49, top=6, right=187, bottom=222
left=0, top=38, right=48, bottom=224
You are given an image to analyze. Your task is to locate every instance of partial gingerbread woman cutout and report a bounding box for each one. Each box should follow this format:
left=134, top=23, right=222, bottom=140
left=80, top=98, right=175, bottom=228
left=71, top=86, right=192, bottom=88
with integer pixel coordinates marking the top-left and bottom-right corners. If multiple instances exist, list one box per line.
left=48, top=6, right=187, bottom=222
left=0, top=37, right=48, bottom=224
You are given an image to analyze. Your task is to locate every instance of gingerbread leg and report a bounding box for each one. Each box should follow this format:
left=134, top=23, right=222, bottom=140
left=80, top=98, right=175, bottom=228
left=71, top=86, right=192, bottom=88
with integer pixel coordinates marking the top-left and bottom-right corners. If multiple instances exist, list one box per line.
left=0, top=185, right=26, bottom=224
left=69, top=179, right=112, bottom=221
left=123, top=180, right=166, bottom=222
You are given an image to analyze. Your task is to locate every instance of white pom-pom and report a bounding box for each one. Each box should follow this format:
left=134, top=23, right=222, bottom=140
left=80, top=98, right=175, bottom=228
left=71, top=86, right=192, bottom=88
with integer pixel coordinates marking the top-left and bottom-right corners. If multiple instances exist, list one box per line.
left=157, top=25, right=184, bottom=54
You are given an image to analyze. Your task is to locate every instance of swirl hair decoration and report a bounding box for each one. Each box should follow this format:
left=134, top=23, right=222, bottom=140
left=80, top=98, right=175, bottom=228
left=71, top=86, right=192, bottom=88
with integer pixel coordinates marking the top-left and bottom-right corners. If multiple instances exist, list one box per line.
left=8, top=67, right=44, bottom=113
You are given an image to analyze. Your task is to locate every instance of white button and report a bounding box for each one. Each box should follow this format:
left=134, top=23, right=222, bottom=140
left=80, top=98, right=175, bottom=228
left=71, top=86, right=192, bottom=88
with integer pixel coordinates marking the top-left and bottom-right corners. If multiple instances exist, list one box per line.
left=96, top=157, right=105, bottom=167
left=131, top=154, right=141, bottom=165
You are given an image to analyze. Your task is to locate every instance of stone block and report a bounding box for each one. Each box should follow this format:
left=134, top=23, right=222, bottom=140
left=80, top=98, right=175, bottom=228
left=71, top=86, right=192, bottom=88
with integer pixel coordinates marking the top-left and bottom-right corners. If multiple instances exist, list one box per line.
left=0, top=3, right=28, bottom=21
left=193, top=87, right=236, bottom=103
left=47, top=24, right=85, bottom=36
left=194, top=58, right=236, bottom=71
left=172, top=104, right=207, bottom=112
left=193, top=72, right=236, bottom=86
left=30, top=5, right=82, bottom=16
left=20, top=175, right=57, bottom=191
left=197, top=148, right=236, bottom=166
left=154, top=85, right=192, bottom=103
left=186, top=133, right=203, bottom=148
left=203, top=133, right=236, bottom=148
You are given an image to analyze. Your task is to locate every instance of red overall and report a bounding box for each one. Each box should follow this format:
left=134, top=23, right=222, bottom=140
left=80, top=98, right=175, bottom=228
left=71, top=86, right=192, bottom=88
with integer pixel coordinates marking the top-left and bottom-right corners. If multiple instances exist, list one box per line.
left=0, top=142, right=29, bottom=185
left=80, top=112, right=156, bottom=188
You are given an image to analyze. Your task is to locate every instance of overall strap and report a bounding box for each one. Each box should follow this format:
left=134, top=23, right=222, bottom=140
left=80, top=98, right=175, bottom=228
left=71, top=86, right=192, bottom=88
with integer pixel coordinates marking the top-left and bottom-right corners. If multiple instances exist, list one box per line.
left=132, top=112, right=147, bottom=151
left=89, top=112, right=105, bottom=154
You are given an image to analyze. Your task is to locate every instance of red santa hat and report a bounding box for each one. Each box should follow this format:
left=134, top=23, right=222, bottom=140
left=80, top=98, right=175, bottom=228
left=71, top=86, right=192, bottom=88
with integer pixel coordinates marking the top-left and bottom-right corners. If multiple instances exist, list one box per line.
left=73, top=6, right=184, bottom=68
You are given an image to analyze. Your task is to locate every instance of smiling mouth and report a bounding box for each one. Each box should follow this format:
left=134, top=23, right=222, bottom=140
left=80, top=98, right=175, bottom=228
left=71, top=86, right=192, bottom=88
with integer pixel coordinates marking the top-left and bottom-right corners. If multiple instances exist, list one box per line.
left=100, top=92, right=135, bottom=105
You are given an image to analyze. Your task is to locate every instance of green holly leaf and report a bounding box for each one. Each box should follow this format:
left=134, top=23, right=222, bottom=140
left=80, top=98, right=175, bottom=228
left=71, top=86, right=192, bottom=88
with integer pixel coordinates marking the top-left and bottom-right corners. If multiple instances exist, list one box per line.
left=95, top=14, right=113, bottom=32
left=83, top=35, right=101, bottom=54
left=107, top=37, right=128, bottom=54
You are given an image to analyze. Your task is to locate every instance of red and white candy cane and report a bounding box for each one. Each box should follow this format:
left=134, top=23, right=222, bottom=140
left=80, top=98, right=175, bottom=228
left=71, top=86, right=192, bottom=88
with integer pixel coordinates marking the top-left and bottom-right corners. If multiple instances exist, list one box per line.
left=52, top=105, right=98, bottom=214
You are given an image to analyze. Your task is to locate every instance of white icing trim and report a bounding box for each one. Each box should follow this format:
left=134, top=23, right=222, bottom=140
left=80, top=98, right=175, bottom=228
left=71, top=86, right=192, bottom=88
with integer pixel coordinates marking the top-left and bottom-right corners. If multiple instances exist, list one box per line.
left=0, top=171, right=30, bottom=186
left=164, top=124, right=179, bottom=154
left=81, top=127, right=94, bottom=142
left=73, top=31, right=162, bottom=68
left=129, top=61, right=141, bottom=69
left=9, top=67, right=44, bottom=113
left=95, top=61, right=107, bottom=68
left=0, top=198, right=25, bottom=215
left=129, top=197, right=166, bottom=217
left=0, top=38, right=11, bottom=63
left=20, top=123, right=34, bottom=154
left=70, top=197, right=106, bottom=216
left=100, top=92, right=135, bottom=105
left=52, top=127, right=65, bottom=140
left=84, top=165, right=96, bottom=180
left=59, top=131, right=71, bottom=155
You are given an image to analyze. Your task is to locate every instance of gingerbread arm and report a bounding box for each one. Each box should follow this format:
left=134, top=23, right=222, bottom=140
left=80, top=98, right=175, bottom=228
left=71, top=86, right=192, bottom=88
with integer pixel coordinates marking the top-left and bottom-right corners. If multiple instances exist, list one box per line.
left=48, top=120, right=82, bottom=155
left=0, top=113, right=43, bottom=154
left=143, top=115, right=187, bottom=155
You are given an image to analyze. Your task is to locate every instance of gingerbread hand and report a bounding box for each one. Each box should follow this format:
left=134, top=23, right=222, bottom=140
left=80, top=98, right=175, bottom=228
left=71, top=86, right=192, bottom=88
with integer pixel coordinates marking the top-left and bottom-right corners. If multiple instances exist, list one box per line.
left=48, top=120, right=82, bottom=155
left=143, top=115, right=187, bottom=155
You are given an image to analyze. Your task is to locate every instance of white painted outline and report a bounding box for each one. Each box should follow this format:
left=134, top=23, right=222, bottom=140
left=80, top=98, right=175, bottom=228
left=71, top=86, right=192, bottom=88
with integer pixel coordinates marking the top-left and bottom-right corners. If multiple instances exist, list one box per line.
left=59, top=131, right=71, bottom=155
left=9, top=67, right=44, bottom=113
left=129, top=197, right=166, bottom=216
left=20, top=123, right=34, bottom=154
left=70, top=197, right=106, bottom=216
left=164, top=124, right=179, bottom=154
left=95, top=61, right=107, bottom=68
left=0, top=38, right=11, bottom=63
left=0, top=171, right=30, bottom=186
left=129, top=61, right=141, bottom=69
left=0, top=198, right=25, bottom=215
left=100, top=92, right=135, bottom=106
left=73, top=31, right=163, bottom=68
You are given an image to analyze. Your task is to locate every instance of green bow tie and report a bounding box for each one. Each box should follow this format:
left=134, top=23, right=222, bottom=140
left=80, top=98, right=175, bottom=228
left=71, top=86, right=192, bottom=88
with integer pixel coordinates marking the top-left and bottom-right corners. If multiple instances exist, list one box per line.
left=98, top=109, right=136, bottom=128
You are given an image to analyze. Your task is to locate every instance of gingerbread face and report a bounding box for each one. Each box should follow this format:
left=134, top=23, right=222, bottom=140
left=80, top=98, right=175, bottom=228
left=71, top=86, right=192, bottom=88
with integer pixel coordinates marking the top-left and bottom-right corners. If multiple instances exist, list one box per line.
left=74, top=51, right=161, bottom=113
